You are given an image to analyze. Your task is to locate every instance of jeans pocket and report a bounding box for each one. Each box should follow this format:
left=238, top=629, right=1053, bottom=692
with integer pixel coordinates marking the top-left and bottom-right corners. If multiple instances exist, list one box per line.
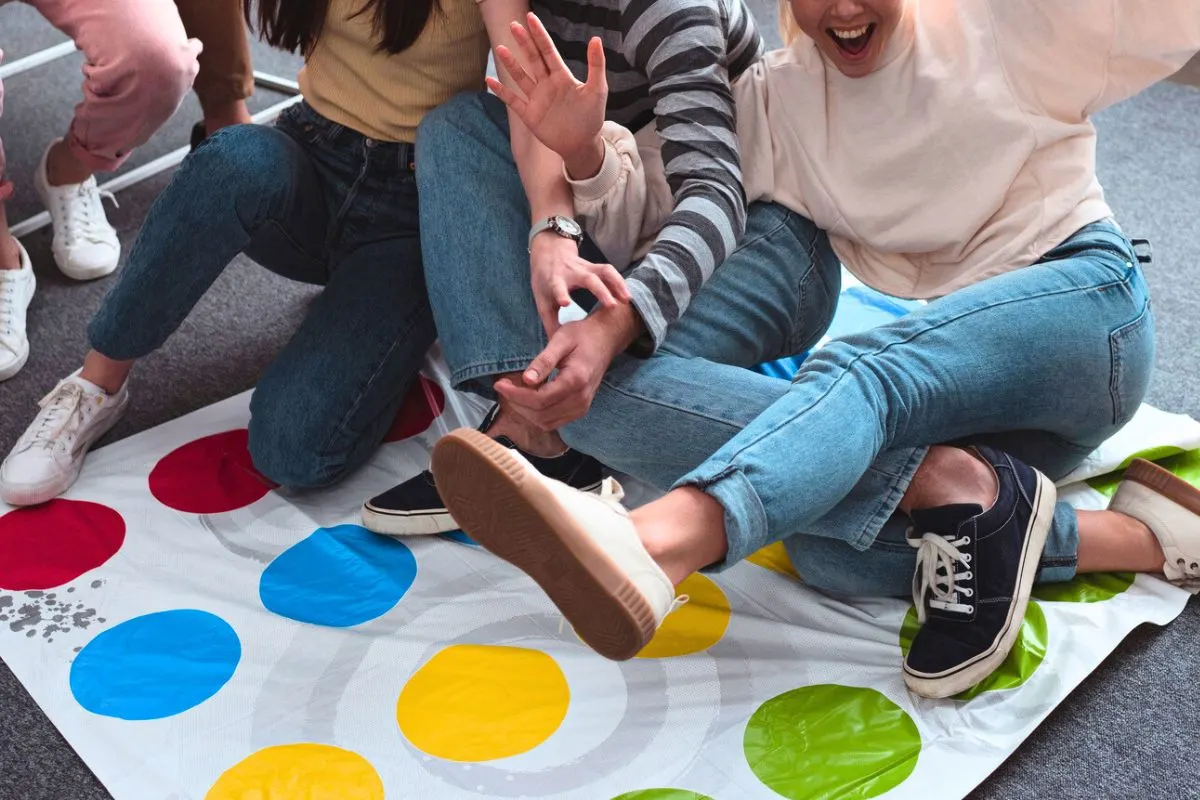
left=1109, top=299, right=1155, bottom=426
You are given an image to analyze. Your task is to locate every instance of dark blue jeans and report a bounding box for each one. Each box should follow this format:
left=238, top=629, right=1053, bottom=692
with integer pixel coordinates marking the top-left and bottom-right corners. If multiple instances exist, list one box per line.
left=88, top=102, right=435, bottom=488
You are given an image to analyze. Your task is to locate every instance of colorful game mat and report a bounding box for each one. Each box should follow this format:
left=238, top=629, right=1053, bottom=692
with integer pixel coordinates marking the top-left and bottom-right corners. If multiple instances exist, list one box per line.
left=0, top=274, right=1194, bottom=800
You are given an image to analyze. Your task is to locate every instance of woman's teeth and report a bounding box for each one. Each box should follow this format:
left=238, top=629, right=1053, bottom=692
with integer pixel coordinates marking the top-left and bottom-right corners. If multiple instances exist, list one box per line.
left=832, top=25, right=870, bottom=39
left=827, top=23, right=874, bottom=56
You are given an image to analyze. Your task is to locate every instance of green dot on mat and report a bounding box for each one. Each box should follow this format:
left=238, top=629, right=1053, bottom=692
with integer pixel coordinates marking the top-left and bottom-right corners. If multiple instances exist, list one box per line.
left=898, top=601, right=1048, bottom=701
left=1086, top=447, right=1200, bottom=498
left=1032, top=572, right=1135, bottom=603
left=743, top=684, right=920, bottom=800
left=611, top=791, right=714, bottom=800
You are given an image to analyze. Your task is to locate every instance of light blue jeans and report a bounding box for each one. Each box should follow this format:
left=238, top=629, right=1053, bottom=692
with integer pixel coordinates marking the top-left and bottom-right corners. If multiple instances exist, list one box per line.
left=563, top=219, right=1154, bottom=596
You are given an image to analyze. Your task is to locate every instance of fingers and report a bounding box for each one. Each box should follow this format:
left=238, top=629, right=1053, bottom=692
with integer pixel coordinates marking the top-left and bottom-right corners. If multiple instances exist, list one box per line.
left=509, top=19, right=549, bottom=79
left=551, top=276, right=571, bottom=309
left=484, top=76, right=528, bottom=117
left=526, top=12, right=574, bottom=79
left=535, top=294, right=560, bottom=340
left=523, top=333, right=576, bottom=386
left=496, top=373, right=589, bottom=430
left=585, top=36, right=608, bottom=94
left=582, top=272, right=617, bottom=308
left=600, top=263, right=632, bottom=302
left=493, top=46, right=538, bottom=98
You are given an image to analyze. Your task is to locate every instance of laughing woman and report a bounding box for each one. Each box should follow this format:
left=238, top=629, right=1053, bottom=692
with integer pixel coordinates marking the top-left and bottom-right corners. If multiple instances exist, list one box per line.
left=0, top=0, right=490, bottom=504
left=430, top=0, right=1200, bottom=699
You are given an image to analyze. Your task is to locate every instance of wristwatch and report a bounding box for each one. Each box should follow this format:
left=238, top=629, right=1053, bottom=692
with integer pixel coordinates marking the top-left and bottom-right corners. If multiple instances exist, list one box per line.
left=528, top=215, right=584, bottom=251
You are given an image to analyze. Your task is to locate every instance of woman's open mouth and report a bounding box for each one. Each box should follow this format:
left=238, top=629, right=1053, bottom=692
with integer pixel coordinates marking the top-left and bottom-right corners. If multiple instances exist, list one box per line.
left=827, top=23, right=876, bottom=59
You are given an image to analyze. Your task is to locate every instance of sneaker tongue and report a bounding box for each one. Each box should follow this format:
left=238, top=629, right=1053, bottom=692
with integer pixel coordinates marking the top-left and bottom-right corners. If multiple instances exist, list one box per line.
left=909, top=503, right=983, bottom=537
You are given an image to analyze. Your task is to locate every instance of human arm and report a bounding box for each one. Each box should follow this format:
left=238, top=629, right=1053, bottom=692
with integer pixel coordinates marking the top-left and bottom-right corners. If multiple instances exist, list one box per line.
left=476, top=0, right=630, bottom=336
left=486, top=23, right=661, bottom=272
left=987, top=0, right=1200, bottom=119
left=617, top=0, right=762, bottom=354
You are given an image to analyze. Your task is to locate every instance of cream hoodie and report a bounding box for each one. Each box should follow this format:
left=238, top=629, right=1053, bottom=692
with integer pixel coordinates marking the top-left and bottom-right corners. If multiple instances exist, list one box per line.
left=571, top=0, right=1200, bottom=298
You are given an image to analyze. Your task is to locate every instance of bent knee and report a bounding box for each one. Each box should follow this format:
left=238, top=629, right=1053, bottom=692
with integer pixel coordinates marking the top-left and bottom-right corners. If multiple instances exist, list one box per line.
left=415, top=91, right=501, bottom=162
left=247, top=399, right=350, bottom=490
left=93, top=34, right=199, bottom=121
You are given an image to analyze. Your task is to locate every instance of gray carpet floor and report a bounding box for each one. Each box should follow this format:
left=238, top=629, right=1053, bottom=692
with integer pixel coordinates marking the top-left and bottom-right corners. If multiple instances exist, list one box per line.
left=1, top=4, right=1198, bottom=799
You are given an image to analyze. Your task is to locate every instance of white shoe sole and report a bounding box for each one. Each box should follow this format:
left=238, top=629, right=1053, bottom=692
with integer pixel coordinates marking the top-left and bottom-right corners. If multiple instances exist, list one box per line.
left=903, top=471, right=1057, bottom=699
left=0, top=347, right=30, bottom=383
left=0, top=392, right=128, bottom=507
left=361, top=503, right=457, bottom=536
left=54, top=259, right=118, bottom=282
left=432, top=428, right=657, bottom=660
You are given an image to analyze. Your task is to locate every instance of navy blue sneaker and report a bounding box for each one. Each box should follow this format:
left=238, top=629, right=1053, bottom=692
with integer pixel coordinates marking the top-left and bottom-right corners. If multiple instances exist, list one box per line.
left=362, top=406, right=606, bottom=536
left=902, top=446, right=1055, bottom=698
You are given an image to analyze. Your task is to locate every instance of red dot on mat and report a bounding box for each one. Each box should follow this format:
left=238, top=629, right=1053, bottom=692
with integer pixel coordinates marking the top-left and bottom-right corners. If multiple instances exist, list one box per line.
left=149, top=429, right=276, bottom=514
left=0, top=500, right=125, bottom=591
left=384, top=376, right=446, bottom=443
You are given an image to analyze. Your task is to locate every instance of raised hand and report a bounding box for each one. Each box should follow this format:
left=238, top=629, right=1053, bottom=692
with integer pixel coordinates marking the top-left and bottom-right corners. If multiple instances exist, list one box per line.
left=486, top=13, right=608, bottom=176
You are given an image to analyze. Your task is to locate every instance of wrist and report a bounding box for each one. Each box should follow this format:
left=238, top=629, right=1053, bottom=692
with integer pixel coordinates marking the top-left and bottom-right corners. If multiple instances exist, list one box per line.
left=563, top=135, right=606, bottom=181
left=589, top=301, right=643, bottom=356
left=529, top=228, right=580, bottom=258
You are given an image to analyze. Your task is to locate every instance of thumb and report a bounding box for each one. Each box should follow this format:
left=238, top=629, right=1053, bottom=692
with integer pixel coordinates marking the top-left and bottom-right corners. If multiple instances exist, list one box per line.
left=524, top=331, right=575, bottom=385
left=586, top=37, right=607, bottom=94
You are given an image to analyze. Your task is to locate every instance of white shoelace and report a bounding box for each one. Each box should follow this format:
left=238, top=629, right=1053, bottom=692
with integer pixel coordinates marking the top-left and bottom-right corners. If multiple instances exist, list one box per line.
left=57, top=182, right=118, bottom=246
left=23, top=382, right=89, bottom=452
left=0, top=273, right=26, bottom=353
left=910, top=529, right=975, bottom=622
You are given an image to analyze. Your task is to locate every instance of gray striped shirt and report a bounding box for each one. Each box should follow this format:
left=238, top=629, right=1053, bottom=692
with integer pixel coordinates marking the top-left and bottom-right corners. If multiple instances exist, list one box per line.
left=532, top=0, right=764, bottom=352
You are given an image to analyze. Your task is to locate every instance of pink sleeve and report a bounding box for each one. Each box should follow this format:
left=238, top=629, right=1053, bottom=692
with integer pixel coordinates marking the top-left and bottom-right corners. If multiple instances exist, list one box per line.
left=989, top=0, right=1200, bottom=120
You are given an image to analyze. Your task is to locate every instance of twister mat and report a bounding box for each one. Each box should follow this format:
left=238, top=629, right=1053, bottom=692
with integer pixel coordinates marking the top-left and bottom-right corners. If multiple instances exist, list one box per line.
left=0, top=276, right=1195, bottom=800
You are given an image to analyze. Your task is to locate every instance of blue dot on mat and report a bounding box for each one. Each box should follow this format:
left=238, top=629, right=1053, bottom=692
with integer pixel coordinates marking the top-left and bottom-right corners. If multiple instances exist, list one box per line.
left=440, top=529, right=480, bottom=547
left=260, top=524, right=417, bottom=627
left=70, top=610, right=240, bottom=720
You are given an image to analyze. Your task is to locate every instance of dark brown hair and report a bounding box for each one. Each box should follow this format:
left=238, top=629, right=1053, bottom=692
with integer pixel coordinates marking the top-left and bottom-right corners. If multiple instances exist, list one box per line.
left=245, top=0, right=440, bottom=56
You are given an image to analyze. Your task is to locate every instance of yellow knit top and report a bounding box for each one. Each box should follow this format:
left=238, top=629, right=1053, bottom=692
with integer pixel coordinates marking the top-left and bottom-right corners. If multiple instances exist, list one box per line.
left=299, top=0, right=489, bottom=143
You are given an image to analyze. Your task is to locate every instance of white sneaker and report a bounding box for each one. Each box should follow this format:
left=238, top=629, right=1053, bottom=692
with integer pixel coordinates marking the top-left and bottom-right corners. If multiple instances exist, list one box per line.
left=431, top=428, right=677, bottom=660
left=0, top=239, right=36, bottom=381
left=1110, top=458, right=1200, bottom=589
left=0, top=373, right=129, bottom=506
left=34, top=139, right=120, bottom=280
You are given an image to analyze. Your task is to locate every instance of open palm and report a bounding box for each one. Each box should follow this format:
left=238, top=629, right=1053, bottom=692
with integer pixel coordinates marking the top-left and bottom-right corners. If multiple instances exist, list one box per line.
left=487, top=13, right=608, bottom=162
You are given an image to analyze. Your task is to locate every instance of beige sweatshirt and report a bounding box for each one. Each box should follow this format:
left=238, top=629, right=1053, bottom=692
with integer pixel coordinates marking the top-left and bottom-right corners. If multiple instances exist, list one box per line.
left=571, top=0, right=1200, bottom=298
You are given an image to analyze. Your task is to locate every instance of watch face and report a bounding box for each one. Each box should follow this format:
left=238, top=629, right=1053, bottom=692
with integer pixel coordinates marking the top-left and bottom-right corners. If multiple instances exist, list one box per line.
left=555, top=216, right=582, bottom=237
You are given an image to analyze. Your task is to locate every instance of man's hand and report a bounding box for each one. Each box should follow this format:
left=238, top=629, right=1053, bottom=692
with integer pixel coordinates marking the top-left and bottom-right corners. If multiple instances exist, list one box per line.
left=530, top=233, right=630, bottom=337
left=495, top=302, right=643, bottom=431
left=485, top=13, right=609, bottom=178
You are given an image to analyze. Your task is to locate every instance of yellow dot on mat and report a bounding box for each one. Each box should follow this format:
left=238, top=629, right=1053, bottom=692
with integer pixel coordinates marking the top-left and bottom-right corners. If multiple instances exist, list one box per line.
left=205, top=743, right=383, bottom=800
left=397, top=644, right=570, bottom=761
left=747, top=542, right=800, bottom=580
left=637, top=574, right=731, bottom=659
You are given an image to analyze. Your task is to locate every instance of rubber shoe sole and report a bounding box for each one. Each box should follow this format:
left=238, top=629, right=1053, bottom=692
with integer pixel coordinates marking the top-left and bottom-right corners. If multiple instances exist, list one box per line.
left=902, top=470, right=1056, bottom=698
left=361, top=503, right=457, bottom=536
left=432, top=428, right=656, bottom=660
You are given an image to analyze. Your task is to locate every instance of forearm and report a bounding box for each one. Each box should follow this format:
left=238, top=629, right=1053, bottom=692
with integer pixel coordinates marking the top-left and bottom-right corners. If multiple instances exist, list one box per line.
left=510, top=111, right=575, bottom=224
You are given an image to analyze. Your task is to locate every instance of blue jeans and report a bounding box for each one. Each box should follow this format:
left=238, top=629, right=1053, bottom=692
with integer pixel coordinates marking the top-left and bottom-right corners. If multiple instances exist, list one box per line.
left=563, top=220, right=1154, bottom=596
left=415, top=92, right=825, bottom=397
left=87, top=102, right=436, bottom=488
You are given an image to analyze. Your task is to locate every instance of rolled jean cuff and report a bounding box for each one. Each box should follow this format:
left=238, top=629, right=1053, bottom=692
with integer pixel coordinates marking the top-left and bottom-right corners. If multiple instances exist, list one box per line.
left=804, top=446, right=929, bottom=552
left=452, top=355, right=546, bottom=399
left=677, top=466, right=769, bottom=572
left=1036, top=501, right=1080, bottom=583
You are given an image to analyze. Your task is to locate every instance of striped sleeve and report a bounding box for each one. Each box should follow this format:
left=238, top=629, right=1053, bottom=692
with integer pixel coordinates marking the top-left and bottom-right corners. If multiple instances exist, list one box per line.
left=618, top=0, right=762, bottom=354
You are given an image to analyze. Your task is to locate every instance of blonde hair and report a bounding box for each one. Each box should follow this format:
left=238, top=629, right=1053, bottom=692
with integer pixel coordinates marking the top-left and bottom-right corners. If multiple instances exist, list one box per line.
left=778, top=0, right=803, bottom=44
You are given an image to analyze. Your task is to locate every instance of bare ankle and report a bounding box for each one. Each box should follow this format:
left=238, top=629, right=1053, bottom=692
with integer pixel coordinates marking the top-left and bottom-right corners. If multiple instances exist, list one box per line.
left=900, top=446, right=998, bottom=514
left=487, top=405, right=566, bottom=457
left=46, top=140, right=92, bottom=187
left=632, top=487, right=729, bottom=585
left=80, top=350, right=133, bottom=395
left=0, top=234, right=20, bottom=270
